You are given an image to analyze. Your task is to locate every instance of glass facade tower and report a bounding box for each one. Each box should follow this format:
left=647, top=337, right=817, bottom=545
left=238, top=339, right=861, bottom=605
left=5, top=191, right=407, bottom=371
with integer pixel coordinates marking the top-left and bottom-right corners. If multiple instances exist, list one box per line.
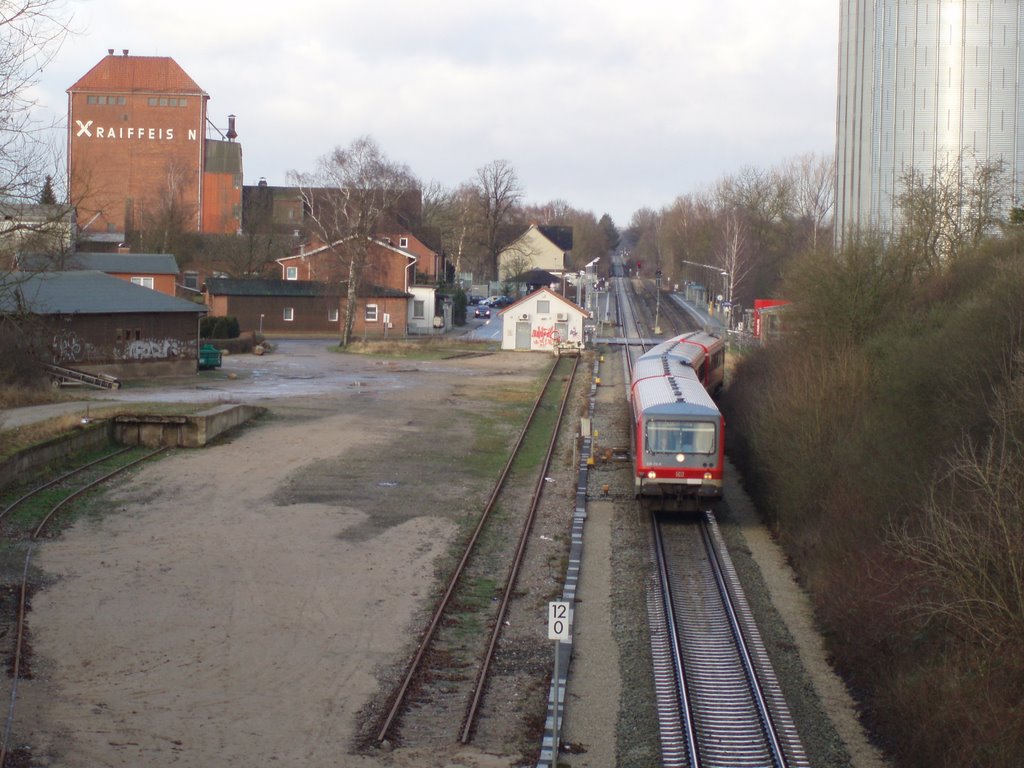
left=836, top=1, right=1024, bottom=239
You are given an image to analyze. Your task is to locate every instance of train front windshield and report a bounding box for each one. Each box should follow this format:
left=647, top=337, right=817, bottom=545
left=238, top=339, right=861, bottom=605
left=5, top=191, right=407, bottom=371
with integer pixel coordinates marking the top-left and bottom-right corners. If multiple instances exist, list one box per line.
left=645, top=420, right=716, bottom=455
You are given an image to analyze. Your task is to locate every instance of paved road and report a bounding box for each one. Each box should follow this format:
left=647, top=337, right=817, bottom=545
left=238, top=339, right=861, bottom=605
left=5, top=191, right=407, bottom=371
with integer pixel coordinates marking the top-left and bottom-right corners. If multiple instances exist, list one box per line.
left=462, top=312, right=504, bottom=341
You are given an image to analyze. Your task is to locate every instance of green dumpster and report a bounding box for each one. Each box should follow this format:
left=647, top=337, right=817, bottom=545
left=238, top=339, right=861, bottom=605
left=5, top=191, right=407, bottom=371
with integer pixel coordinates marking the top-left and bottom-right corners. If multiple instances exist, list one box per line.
left=199, top=343, right=222, bottom=370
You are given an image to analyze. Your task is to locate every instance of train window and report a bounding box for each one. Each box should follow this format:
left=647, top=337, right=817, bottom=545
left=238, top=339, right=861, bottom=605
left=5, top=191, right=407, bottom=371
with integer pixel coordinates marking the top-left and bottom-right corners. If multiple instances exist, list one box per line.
left=646, top=420, right=716, bottom=454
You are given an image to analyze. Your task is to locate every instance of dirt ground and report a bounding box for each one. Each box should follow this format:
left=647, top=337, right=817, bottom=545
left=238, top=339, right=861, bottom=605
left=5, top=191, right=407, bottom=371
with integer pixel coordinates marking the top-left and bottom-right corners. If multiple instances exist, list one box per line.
left=2, top=339, right=888, bottom=768
left=8, top=341, right=555, bottom=767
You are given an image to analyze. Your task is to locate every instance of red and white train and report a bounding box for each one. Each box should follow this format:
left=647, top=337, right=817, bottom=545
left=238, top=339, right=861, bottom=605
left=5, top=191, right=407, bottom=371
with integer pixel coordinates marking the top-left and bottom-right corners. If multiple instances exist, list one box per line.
left=630, top=331, right=726, bottom=508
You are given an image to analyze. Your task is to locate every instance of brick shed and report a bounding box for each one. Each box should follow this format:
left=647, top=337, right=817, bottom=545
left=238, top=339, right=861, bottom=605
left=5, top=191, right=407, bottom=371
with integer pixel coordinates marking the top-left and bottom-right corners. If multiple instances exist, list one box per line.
left=1, top=270, right=207, bottom=378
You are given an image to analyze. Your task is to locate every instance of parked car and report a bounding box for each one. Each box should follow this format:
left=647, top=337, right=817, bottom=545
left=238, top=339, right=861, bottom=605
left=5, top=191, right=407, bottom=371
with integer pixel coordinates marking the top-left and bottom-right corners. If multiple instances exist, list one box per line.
left=492, top=295, right=515, bottom=308
left=474, top=306, right=492, bottom=319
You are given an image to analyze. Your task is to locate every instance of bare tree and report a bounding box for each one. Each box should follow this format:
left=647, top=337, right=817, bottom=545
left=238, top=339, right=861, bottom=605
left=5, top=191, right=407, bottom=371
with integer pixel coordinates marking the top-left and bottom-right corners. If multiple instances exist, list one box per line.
left=0, top=0, right=72, bottom=389
left=784, top=152, right=835, bottom=249
left=475, top=159, right=523, bottom=280
left=714, top=165, right=791, bottom=228
left=198, top=233, right=286, bottom=279
left=713, top=207, right=750, bottom=307
left=626, top=206, right=663, bottom=276
left=891, top=362, right=1024, bottom=652
left=498, top=246, right=533, bottom=287
left=289, top=136, right=418, bottom=347
left=895, top=153, right=1010, bottom=271
left=0, top=0, right=70, bottom=204
left=422, top=180, right=486, bottom=282
left=0, top=1, right=74, bottom=261
left=137, top=158, right=198, bottom=254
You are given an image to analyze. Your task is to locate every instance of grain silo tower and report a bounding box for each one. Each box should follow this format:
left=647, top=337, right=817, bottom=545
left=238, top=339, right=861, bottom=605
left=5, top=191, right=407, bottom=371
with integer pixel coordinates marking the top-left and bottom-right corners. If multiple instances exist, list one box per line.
left=835, top=1, right=1024, bottom=240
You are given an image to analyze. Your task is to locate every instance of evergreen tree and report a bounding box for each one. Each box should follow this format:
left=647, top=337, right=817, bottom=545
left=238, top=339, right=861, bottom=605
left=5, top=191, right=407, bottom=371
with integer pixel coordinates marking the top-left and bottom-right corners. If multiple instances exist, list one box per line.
left=39, top=175, right=57, bottom=205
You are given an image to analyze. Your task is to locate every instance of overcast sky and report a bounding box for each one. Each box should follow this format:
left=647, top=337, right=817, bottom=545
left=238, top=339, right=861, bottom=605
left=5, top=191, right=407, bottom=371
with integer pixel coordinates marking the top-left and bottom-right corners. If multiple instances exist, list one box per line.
left=34, top=0, right=840, bottom=227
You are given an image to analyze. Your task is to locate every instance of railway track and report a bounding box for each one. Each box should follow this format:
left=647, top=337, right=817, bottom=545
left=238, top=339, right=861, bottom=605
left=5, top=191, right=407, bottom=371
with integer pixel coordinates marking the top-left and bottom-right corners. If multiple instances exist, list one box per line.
left=650, top=512, right=809, bottom=768
left=611, top=259, right=808, bottom=767
left=374, top=355, right=579, bottom=749
left=0, top=445, right=168, bottom=767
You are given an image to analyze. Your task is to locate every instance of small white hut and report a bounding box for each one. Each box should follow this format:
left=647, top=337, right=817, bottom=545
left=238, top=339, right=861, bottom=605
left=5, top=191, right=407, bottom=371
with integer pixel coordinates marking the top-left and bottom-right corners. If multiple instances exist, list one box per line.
left=498, top=288, right=589, bottom=353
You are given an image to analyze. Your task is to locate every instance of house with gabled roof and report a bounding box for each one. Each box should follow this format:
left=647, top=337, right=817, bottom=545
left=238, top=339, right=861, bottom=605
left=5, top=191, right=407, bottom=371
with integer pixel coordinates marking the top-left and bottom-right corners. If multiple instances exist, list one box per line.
left=380, top=233, right=443, bottom=284
left=497, top=224, right=572, bottom=283
left=277, top=236, right=415, bottom=287
left=274, top=235, right=449, bottom=336
left=498, top=287, right=589, bottom=352
left=0, top=204, right=76, bottom=265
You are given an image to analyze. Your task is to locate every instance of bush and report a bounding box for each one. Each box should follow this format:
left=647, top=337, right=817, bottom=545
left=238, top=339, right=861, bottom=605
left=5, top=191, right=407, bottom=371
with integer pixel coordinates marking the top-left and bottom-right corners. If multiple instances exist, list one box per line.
left=725, top=236, right=1024, bottom=767
left=200, top=316, right=240, bottom=339
left=0, top=315, right=49, bottom=388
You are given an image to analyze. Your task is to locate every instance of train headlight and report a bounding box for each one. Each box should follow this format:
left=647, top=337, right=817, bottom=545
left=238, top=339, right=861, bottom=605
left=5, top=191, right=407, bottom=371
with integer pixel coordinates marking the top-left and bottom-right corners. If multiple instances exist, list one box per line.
left=675, top=453, right=686, bottom=463
left=647, top=471, right=657, bottom=480
left=703, top=472, right=713, bottom=481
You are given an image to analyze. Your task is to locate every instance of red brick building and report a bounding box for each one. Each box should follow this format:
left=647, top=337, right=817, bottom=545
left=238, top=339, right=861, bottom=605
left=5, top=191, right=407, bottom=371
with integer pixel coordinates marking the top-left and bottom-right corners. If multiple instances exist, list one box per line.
left=67, top=50, right=242, bottom=244
left=276, top=236, right=417, bottom=288
left=204, top=278, right=411, bottom=338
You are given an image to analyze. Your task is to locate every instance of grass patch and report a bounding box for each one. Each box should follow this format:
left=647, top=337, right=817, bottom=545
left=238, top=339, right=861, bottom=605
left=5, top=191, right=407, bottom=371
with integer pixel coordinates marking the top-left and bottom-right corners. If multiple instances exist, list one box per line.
left=332, top=337, right=501, bottom=360
left=0, top=445, right=159, bottom=544
left=0, top=383, right=69, bottom=410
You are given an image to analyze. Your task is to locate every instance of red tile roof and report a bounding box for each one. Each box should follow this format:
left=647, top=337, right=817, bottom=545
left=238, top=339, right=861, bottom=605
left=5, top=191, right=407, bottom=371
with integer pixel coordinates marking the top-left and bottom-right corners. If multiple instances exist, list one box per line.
left=68, top=53, right=207, bottom=96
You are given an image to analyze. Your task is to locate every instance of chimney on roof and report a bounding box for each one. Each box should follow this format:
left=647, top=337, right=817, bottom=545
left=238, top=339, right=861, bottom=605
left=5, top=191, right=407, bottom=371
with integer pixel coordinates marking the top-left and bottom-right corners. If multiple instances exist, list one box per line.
left=258, top=177, right=267, bottom=187
left=226, top=114, right=237, bottom=141
left=122, top=49, right=129, bottom=56
left=108, top=48, right=114, bottom=55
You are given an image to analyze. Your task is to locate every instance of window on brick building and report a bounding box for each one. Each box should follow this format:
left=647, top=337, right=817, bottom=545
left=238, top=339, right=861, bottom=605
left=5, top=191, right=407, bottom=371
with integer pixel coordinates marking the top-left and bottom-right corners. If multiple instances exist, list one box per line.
left=365, top=304, right=379, bottom=322
left=86, top=95, right=125, bottom=105
left=283, top=307, right=294, bottom=322
left=147, top=97, right=186, bottom=107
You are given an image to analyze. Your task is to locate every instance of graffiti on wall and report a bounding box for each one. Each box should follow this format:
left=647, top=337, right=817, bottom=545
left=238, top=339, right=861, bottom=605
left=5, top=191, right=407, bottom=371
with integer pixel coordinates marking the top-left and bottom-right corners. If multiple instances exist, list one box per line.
left=118, top=338, right=188, bottom=361
left=531, top=324, right=580, bottom=348
left=52, top=330, right=85, bottom=363
left=531, top=325, right=560, bottom=347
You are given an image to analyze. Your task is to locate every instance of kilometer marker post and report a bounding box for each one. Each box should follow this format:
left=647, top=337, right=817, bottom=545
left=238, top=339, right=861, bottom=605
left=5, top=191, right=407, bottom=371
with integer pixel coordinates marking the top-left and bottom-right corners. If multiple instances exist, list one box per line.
left=548, top=601, right=571, bottom=763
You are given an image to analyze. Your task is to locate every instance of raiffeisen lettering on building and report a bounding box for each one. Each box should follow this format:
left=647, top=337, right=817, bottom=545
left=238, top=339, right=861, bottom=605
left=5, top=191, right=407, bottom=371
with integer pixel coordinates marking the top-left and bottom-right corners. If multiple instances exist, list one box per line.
left=67, top=49, right=243, bottom=242
left=74, top=123, right=194, bottom=141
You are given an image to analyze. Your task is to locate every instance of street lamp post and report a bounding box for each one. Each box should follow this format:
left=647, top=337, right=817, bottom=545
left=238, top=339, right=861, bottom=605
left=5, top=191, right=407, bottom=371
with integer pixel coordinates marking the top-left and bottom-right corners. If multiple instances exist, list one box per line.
left=654, top=270, right=662, bottom=334
left=720, top=271, right=730, bottom=328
